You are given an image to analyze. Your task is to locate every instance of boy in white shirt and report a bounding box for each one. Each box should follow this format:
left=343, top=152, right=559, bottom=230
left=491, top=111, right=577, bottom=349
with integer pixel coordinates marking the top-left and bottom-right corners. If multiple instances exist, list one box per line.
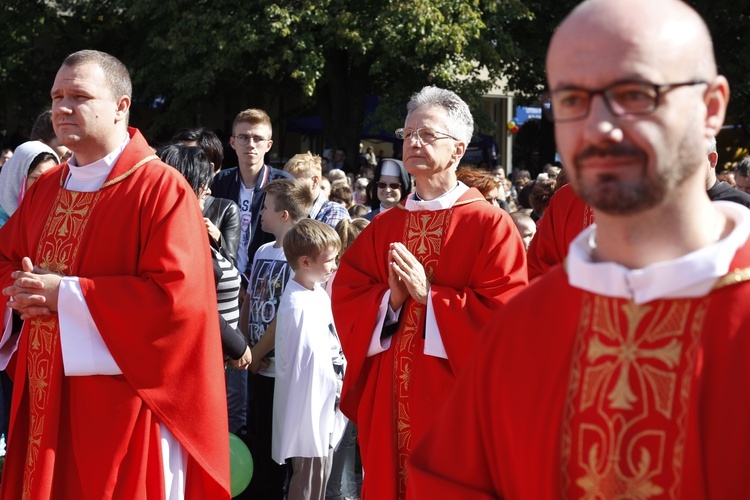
left=272, top=219, right=347, bottom=500
left=240, top=178, right=313, bottom=499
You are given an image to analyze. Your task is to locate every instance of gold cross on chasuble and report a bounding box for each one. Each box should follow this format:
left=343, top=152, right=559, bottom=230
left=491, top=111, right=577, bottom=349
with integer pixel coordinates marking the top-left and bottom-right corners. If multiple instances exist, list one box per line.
left=22, top=189, right=100, bottom=499
left=562, top=294, right=705, bottom=499
left=393, top=209, right=450, bottom=499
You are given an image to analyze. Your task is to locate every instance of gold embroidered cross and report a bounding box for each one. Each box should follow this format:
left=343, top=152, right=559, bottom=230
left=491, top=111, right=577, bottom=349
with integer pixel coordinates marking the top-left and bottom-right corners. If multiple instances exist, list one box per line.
left=584, top=300, right=684, bottom=417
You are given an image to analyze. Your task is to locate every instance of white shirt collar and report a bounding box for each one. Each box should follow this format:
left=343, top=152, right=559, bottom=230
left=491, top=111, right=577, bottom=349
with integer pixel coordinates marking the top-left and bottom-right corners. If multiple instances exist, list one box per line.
left=404, top=181, right=470, bottom=212
left=65, top=135, right=131, bottom=191
left=567, top=201, right=750, bottom=304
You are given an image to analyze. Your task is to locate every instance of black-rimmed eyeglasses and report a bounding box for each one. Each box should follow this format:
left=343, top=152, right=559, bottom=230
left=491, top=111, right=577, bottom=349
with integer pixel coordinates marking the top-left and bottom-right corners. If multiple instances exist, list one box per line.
left=395, top=127, right=459, bottom=144
left=544, top=80, right=708, bottom=123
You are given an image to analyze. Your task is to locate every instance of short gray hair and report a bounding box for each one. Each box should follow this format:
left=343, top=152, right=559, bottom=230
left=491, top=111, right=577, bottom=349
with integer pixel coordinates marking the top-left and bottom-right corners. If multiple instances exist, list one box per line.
left=706, top=136, right=717, bottom=155
left=406, top=86, right=474, bottom=145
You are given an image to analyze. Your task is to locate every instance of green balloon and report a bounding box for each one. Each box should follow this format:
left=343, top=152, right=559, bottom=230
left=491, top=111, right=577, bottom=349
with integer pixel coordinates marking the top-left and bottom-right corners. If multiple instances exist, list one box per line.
left=229, top=432, right=253, bottom=497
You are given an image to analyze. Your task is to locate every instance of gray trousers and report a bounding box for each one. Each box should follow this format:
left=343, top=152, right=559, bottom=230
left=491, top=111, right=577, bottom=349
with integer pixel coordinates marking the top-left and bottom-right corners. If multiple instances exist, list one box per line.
left=289, top=447, right=335, bottom=500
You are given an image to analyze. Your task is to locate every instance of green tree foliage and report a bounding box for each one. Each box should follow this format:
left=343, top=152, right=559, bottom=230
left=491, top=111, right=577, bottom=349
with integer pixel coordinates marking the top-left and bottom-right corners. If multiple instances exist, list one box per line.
left=0, top=0, right=65, bottom=136
left=0, top=0, right=134, bottom=139
left=122, top=0, right=533, bottom=161
left=2, top=0, right=750, bottom=155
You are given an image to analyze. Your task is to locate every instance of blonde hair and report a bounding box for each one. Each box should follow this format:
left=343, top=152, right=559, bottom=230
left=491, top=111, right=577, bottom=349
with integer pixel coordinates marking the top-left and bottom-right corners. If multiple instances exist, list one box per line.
left=283, top=219, right=341, bottom=270
left=283, top=152, right=321, bottom=179
left=335, top=218, right=369, bottom=261
left=262, top=179, right=315, bottom=223
left=232, top=108, right=272, bottom=135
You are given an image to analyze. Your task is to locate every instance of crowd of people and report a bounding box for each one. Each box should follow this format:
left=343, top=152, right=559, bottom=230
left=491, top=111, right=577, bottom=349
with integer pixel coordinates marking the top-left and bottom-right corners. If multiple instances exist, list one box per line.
left=1, top=0, right=750, bottom=498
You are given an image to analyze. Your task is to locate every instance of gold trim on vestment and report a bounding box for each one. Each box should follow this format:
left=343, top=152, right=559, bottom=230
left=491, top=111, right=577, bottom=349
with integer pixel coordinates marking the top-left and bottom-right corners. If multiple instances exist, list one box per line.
left=102, top=155, right=157, bottom=187
left=713, top=267, right=750, bottom=290
left=394, top=208, right=450, bottom=499
left=23, top=189, right=100, bottom=498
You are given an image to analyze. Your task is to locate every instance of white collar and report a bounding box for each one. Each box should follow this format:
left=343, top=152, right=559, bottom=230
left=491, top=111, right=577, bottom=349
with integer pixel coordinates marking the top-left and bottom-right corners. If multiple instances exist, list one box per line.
left=65, top=135, right=130, bottom=191
left=567, top=201, right=750, bottom=304
left=404, top=182, right=470, bottom=212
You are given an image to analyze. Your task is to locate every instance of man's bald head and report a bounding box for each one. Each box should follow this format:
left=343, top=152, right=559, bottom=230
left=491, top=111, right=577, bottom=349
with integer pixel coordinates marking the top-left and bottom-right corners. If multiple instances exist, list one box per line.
left=545, top=0, right=729, bottom=215
left=548, top=0, right=716, bottom=87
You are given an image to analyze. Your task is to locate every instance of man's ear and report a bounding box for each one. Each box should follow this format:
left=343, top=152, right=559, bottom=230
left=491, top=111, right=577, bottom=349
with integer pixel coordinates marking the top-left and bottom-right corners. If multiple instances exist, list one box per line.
left=280, top=210, right=290, bottom=222
left=451, top=141, right=467, bottom=165
left=311, top=174, right=320, bottom=190
left=705, top=75, right=729, bottom=137
left=115, top=95, right=131, bottom=123
left=708, top=151, right=719, bottom=169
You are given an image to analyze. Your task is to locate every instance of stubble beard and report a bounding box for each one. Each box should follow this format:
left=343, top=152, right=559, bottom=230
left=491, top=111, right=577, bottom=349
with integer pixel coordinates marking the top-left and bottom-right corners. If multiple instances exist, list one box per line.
left=572, top=134, right=701, bottom=216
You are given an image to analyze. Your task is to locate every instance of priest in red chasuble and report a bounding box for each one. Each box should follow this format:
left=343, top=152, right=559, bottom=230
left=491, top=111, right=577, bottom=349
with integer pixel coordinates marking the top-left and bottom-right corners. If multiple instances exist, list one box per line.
left=331, top=86, right=528, bottom=499
left=408, top=1, right=750, bottom=498
left=0, top=50, right=230, bottom=499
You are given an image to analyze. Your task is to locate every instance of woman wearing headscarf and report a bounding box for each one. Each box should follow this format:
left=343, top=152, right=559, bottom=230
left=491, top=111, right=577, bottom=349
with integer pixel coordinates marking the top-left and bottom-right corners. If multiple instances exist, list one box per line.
left=0, top=141, right=59, bottom=227
left=363, top=158, right=412, bottom=221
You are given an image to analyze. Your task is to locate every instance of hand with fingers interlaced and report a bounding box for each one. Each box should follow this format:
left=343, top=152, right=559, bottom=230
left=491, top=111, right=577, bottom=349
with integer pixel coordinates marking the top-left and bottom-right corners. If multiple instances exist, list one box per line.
left=3, top=257, right=62, bottom=320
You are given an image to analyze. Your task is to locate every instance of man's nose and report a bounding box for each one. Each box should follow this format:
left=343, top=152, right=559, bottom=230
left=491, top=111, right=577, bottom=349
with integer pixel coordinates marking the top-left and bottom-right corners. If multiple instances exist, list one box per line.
left=581, top=95, right=624, bottom=144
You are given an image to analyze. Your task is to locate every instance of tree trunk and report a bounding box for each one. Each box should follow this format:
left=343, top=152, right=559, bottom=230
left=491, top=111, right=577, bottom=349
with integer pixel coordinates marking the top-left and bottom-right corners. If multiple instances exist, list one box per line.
left=317, top=49, right=372, bottom=175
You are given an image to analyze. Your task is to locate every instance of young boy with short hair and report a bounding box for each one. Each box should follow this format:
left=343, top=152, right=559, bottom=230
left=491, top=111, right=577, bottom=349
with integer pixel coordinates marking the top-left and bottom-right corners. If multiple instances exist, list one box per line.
left=241, top=178, right=314, bottom=499
left=272, top=219, right=347, bottom=500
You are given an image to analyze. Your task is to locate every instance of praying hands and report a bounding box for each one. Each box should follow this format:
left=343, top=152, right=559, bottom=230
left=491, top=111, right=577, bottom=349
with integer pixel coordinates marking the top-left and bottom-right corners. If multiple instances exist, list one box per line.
left=3, top=257, right=62, bottom=319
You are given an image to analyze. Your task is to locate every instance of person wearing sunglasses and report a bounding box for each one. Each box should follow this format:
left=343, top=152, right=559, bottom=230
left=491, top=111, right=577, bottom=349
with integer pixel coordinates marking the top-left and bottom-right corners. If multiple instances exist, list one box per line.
left=363, top=158, right=411, bottom=221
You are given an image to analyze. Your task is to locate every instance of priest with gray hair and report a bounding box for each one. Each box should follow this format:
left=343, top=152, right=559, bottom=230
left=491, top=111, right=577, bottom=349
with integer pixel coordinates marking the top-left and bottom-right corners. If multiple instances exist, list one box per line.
left=331, top=85, right=528, bottom=499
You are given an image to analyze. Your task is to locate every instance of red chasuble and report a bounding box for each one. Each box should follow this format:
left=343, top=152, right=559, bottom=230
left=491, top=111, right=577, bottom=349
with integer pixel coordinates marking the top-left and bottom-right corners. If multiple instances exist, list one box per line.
left=408, top=241, right=750, bottom=499
left=526, top=183, right=593, bottom=281
left=332, top=188, right=527, bottom=499
left=0, top=129, right=230, bottom=499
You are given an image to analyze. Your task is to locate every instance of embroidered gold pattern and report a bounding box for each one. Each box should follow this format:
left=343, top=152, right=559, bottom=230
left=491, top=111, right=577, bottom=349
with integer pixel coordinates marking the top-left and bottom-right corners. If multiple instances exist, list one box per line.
left=394, top=209, right=449, bottom=498
left=23, top=189, right=99, bottom=498
left=562, top=294, right=705, bottom=499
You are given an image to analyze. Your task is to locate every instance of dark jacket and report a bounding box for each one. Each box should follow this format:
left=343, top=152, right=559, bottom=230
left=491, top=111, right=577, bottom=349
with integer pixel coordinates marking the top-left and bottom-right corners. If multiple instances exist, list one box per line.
left=210, top=164, right=292, bottom=269
left=707, top=180, right=750, bottom=208
left=202, top=195, right=241, bottom=266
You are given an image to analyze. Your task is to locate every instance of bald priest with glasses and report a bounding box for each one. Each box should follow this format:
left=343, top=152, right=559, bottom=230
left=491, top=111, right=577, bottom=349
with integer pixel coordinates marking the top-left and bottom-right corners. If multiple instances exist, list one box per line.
left=331, top=86, right=528, bottom=499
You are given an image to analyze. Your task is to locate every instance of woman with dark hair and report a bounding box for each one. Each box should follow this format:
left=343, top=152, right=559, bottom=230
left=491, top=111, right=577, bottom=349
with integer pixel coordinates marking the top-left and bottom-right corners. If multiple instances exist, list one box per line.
left=363, top=158, right=411, bottom=221
left=171, top=127, right=240, bottom=266
left=0, top=141, right=59, bottom=227
left=31, top=108, right=71, bottom=162
left=156, top=144, right=252, bottom=373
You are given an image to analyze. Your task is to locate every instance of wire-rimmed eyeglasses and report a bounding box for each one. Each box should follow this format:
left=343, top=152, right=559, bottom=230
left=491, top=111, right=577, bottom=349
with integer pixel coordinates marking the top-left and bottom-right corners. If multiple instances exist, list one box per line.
left=395, top=127, right=460, bottom=144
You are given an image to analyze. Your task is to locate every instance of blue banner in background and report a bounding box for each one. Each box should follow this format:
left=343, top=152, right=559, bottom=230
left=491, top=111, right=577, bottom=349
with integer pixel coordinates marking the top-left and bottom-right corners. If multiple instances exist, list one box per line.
left=514, top=106, right=542, bottom=125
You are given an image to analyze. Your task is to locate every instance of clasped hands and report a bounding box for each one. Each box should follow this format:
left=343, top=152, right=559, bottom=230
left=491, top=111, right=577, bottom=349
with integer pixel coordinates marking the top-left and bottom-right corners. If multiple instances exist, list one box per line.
left=3, top=257, right=62, bottom=320
left=388, top=242, right=429, bottom=310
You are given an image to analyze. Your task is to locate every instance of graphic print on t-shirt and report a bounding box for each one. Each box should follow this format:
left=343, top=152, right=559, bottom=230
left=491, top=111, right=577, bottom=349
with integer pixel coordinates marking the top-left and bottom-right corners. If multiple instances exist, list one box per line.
left=247, top=257, right=292, bottom=357
left=236, top=184, right=254, bottom=274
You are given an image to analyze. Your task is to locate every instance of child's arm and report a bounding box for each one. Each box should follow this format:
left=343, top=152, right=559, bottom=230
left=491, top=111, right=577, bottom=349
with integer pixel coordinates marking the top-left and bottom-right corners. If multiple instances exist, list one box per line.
left=249, top=317, right=276, bottom=373
left=239, top=294, right=250, bottom=337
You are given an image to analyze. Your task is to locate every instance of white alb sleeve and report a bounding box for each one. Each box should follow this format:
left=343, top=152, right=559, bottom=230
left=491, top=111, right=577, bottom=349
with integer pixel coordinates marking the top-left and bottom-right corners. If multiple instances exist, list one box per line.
left=58, top=277, right=122, bottom=376
left=423, top=290, right=447, bottom=359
